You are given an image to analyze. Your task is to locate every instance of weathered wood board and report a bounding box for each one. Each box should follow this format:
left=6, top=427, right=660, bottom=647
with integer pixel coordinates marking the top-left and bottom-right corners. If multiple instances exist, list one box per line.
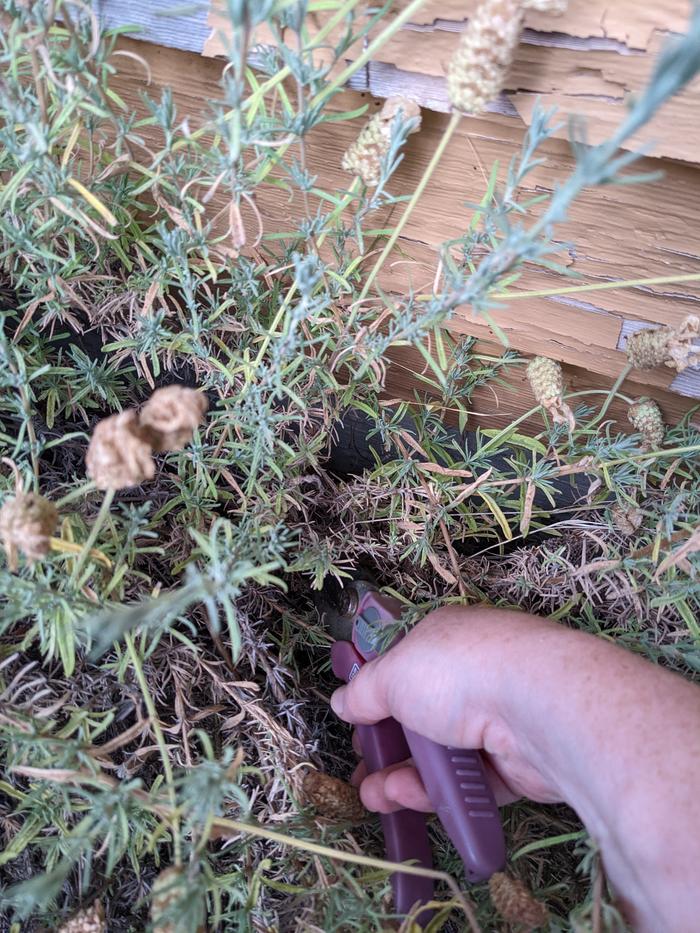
left=95, top=0, right=211, bottom=52
left=96, top=0, right=700, bottom=426
left=105, top=35, right=700, bottom=430
left=205, top=0, right=700, bottom=163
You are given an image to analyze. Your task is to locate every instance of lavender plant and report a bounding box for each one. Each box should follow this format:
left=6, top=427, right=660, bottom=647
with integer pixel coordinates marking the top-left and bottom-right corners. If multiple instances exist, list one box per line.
left=1, top=1, right=699, bottom=930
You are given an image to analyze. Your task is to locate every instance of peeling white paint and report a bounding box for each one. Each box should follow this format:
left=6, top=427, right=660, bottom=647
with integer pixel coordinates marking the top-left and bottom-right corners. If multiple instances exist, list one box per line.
left=407, top=18, right=644, bottom=55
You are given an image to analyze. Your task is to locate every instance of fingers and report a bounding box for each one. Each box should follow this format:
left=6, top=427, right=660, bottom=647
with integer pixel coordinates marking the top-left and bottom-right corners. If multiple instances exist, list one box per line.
left=482, top=757, right=521, bottom=807
left=332, top=607, right=584, bottom=812
left=331, top=607, right=571, bottom=805
left=353, top=754, right=520, bottom=811
left=331, top=605, right=533, bottom=746
left=349, top=730, right=432, bottom=812
left=358, top=761, right=433, bottom=814
left=350, top=759, right=366, bottom=786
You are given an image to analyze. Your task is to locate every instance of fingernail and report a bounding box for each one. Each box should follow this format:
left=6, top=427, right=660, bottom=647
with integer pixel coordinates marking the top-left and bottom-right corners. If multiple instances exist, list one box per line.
left=330, top=687, right=346, bottom=718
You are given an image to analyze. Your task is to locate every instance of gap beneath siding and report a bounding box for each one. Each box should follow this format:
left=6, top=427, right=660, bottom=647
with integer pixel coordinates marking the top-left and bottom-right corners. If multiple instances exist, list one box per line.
left=95, top=0, right=211, bottom=52
left=349, top=62, right=521, bottom=117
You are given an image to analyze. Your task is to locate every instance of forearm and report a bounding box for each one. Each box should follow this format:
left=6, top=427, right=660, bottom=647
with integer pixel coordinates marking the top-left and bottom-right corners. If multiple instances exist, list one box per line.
left=483, top=613, right=700, bottom=931
left=334, top=605, right=700, bottom=930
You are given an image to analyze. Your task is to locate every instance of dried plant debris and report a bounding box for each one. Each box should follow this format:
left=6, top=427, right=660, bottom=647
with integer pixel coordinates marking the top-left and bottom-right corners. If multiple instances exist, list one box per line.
left=526, top=356, right=576, bottom=430
left=610, top=503, right=644, bottom=536
left=1, top=3, right=700, bottom=932
left=626, top=315, right=700, bottom=372
left=57, top=902, right=106, bottom=933
left=86, top=386, right=206, bottom=488
left=489, top=872, right=549, bottom=931
left=523, top=0, right=569, bottom=12
left=302, top=769, right=367, bottom=823
left=151, top=867, right=205, bottom=933
left=628, top=398, right=666, bottom=451
left=0, top=492, right=57, bottom=571
left=140, top=386, right=208, bottom=453
left=86, top=409, right=156, bottom=490
left=342, top=95, right=421, bottom=186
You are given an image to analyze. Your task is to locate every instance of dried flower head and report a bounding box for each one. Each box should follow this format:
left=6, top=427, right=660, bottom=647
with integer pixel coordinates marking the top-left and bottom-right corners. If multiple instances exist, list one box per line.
left=523, top=0, right=568, bottom=12
left=86, top=409, right=155, bottom=490
left=58, top=901, right=105, bottom=933
left=447, top=0, right=524, bottom=114
left=341, top=95, right=421, bottom=187
left=151, top=867, right=205, bottom=933
left=140, top=385, right=208, bottom=453
left=151, top=867, right=183, bottom=933
left=611, top=503, right=644, bottom=536
left=0, top=492, right=58, bottom=572
left=302, top=769, right=367, bottom=823
left=628, top=397, right=665, bottom=451
left=626, top=315, right=700, bottom=372
left=489, top=872, right=549, bottom=932
left=526, top=356, right=575, bottom=430
left=378, top=95, right=422, bottom=125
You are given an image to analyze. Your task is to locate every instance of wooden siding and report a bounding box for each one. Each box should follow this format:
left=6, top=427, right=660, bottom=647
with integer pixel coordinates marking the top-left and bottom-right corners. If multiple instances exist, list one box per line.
left=97, top=0, right=700, bottom=428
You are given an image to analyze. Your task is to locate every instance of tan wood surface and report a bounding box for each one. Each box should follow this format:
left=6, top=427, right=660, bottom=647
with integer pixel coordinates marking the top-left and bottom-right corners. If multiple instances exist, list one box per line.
left=109, top=35, right=700, bottom=430
left=206, top=1, right=700, bottom=162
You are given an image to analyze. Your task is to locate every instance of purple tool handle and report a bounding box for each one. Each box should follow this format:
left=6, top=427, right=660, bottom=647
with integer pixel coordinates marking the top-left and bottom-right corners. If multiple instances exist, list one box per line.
left=403, top=728, right=505, bottom=882
left=355, top=587, right=506, bottom=882
left=357, top=720, right=435, bottom=915
left=332, top=641, right=434, bottom=919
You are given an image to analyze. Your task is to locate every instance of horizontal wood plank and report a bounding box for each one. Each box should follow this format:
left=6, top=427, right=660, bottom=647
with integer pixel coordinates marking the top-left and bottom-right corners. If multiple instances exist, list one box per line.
left=205, top=0, right=700, bottom=164
left=107, top=36, right=700, bottom=421
left=95, top=0, right=210, bottom=52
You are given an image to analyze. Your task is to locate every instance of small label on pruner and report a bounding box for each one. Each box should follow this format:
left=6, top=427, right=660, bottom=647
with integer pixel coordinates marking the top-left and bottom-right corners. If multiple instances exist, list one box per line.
left=349, top=662, right=361, bottom=681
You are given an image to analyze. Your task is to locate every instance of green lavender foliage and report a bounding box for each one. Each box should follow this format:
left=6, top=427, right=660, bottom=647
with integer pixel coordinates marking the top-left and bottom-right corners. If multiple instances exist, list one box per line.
left=1, top=1, right=699, bottom=930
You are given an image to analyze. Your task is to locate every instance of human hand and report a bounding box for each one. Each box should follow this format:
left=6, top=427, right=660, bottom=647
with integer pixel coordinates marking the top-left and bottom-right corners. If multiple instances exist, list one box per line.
left=330, top=605, right=700, bottom=933
left=332, top=607, right=564, bottom=814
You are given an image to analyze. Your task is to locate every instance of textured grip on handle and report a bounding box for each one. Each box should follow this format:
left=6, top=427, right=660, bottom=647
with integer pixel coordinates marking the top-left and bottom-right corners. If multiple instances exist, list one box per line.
left=403, top=728, right=506, bottom=882
left=331, top=641, right=434, bottom=919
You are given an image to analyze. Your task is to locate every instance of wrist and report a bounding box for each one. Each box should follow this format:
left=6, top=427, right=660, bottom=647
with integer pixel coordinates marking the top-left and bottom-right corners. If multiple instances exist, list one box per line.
left=495, top=623, right=700, bottom=931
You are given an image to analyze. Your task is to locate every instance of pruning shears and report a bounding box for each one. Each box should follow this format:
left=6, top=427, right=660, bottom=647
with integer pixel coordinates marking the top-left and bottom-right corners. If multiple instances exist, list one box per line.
left=319, top=578, right=505, bottom=919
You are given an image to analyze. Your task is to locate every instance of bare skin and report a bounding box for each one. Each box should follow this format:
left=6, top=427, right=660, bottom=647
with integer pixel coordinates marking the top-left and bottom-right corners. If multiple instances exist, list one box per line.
left=330, top=607, right=700, bottom=933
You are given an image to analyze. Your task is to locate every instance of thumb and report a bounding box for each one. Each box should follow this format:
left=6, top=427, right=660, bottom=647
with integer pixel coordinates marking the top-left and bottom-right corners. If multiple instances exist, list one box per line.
left=330, top=653, right=393, bottom=725
left=327, top=605, right=530, bottom=745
